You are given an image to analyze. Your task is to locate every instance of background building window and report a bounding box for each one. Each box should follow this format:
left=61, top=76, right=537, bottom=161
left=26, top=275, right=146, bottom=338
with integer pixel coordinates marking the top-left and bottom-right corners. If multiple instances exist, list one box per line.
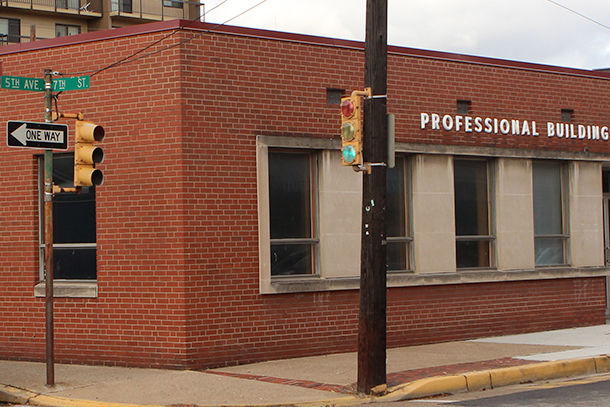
left=0, top=18, right=21, bottom=44
left=163, top=0, right=182, bottom=7
left=55, top=24, right=81, bottom=37
left=533, top=161, right=568, bottom=266
left=268, top=150, right=318, bottom=276
left=454, top=158, right=494, bottom=268
left=56, top=0, right=80, bottom=9
left=386, top=156, right=412, bottom=271
left=111, top=0, right=132, bottom=13
left=40, top=154, right=97, bottom=280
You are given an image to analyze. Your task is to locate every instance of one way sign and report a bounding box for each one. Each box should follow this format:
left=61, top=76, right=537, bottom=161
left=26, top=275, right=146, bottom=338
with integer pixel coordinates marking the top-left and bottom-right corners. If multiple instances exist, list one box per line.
left=7, top=121, right=68, bottom=150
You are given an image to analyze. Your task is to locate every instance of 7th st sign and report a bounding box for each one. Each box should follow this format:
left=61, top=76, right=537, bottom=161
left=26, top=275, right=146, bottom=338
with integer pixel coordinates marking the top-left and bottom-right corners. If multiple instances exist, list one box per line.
left=1, top=75, right=90, bottom=92
left=7, top=121, right=68, bottom=150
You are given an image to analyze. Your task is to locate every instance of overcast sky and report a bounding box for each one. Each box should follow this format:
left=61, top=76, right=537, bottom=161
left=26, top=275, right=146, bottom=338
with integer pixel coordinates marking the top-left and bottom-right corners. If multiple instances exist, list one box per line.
left=204, top=0, right=610, bottom=71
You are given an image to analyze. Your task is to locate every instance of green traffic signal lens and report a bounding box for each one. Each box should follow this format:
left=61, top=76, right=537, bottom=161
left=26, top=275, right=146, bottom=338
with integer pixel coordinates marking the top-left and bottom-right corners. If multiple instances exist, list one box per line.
left=342, top=145, right=357, bottom=164
left=342, top=122, right=355, bottom=141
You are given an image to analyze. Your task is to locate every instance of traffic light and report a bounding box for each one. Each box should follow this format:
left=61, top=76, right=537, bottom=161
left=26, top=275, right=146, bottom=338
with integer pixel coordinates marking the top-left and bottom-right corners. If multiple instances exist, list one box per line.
left=340, top=91, right=364, bottom=166
left=74, top=119, right=104, bottom=186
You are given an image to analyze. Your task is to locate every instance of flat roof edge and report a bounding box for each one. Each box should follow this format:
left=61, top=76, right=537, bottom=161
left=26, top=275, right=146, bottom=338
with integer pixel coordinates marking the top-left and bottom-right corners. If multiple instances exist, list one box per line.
left=0, top=19, right=182, bottom=56
left=1, top=19, right=608, bottom=81
left=187, top=21, right=610, bottom=80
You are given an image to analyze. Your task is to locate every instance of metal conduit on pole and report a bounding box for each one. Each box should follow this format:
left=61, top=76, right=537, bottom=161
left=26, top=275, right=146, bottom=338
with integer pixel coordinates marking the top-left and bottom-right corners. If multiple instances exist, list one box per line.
left=43, top=69, right=55, bottom=387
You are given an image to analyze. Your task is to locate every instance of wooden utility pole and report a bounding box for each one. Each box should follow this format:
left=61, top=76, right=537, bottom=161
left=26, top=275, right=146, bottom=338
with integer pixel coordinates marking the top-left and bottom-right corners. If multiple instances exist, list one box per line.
left=357, top=0, right=388, bottom=395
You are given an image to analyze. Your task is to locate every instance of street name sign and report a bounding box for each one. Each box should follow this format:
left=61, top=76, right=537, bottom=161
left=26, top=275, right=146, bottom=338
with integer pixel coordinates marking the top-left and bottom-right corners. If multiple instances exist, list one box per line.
left=1, top=75, right=90, bottom=92
left=7, top=121, right=68, bottom=150
left=52, top=76, right=90, bottom=91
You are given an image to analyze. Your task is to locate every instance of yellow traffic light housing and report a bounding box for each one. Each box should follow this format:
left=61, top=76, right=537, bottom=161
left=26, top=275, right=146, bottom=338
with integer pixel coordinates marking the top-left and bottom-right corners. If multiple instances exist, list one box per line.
left=74, top=119, right=104, bottom=186
left=340, top=93, right=363, bottom=166
left=340, top=89, right=371, bottom=167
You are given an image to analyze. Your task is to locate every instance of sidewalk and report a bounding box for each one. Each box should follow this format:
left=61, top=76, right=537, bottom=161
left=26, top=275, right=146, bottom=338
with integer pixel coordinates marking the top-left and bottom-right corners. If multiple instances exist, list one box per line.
left=2, top=325, right=610, bottom=407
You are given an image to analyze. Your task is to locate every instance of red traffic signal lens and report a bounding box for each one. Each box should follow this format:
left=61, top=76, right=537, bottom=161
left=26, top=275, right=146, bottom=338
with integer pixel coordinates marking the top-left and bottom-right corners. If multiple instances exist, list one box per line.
left=341, top=99, right=355, bottom=118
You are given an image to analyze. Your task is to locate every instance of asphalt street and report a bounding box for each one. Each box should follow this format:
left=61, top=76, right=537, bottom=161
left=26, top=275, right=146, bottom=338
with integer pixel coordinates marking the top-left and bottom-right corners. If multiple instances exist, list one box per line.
left=453, top=375, right=610, bottom=406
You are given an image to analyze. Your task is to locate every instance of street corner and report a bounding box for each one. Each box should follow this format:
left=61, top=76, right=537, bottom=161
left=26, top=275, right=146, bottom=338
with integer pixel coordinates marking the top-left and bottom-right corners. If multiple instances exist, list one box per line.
left=0, top=384, right=39, bottom=404
left=15, top=391, right=367, bottom=407
left=0, top=386, right=166, bottom=407
left=27, top=394, right=164, bottom=407
left=377, top=374, right=468, bottom=402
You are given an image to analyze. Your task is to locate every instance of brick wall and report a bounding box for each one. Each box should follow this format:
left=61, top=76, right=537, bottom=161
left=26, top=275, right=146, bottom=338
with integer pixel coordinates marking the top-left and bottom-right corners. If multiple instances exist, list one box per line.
left=0, top=21, right=608, bottom=369
left=387, top=278, right=606, bottom=347
left=0, top=29, right=191, bottom=368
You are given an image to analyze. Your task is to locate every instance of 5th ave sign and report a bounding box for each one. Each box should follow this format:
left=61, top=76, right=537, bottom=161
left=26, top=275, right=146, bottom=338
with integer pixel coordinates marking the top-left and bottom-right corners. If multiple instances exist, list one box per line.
left=7, top=121, right=68, bottom=150
left=1, top=75, right=90, bottom=92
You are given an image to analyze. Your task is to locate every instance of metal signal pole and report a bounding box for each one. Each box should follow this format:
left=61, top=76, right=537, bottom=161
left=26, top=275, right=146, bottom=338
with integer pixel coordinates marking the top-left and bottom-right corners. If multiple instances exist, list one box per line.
left=43, top=69, right=55, bottom=387
left=357, top=0, right=388, bottom=395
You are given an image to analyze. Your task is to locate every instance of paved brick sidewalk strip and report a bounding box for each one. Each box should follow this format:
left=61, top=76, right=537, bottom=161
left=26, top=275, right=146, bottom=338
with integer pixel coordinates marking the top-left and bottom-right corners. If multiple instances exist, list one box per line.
left=207, top=357, right=542, bottom=394
left=206, top=370, right=355, bottom=394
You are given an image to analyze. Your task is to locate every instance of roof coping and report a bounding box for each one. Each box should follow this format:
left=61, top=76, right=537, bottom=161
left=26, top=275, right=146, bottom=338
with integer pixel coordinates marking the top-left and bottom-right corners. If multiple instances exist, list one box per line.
left=1, top=19, right=608, bottom=81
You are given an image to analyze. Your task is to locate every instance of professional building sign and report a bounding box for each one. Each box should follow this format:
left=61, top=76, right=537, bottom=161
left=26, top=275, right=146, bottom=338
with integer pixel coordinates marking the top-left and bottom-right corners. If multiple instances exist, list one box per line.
left=420, top=113, right=609, bottom=141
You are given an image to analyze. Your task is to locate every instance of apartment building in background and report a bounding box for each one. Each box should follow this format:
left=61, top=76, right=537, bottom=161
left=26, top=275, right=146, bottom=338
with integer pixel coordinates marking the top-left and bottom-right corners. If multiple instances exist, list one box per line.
left=0, top=0, right=199, bottom=44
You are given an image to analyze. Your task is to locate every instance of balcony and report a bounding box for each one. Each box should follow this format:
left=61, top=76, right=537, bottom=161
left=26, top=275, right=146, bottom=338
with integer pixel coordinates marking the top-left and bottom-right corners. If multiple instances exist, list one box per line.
left=1, top=0, right=103, bottom=17
left=1, top=0, right=197, bottom=21
left=109, top=0, right=197, bottom=22
left=0, top=33, right=49, bottom=44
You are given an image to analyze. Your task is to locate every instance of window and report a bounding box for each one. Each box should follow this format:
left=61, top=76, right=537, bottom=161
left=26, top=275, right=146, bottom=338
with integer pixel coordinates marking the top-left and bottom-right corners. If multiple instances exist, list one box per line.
left=457, top=100, right=471, bottom=115
left=40, top=154, right=97, bottom=280
left=454, top=158, right=494, bottom=268
left=386, top=156, right=412, bottom=271
left=533, top=161, right=568, bottom=266
left=561, top=109, right=574, bottom=122
left=56, top=0, right=80, bottom=9
left=326, top=88, right=344, bottom=105
left=55, top=24, right=81, bottom=38
left=268, top=150, right=318, bottom=276
left=0, top=18, right=21, bottom=44
left=163, top=0, right=182, bottom=7
left=111, top=0, right=132, bottom=13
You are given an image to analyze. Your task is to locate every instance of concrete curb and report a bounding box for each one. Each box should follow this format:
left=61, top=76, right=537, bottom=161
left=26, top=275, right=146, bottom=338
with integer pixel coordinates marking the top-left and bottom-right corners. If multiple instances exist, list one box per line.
left=379, top=355, right=610, bottom=402
left=0, top=384, right=36, bottom=404
left=0, top=384, right=167, bottom=407
left=0, top=383, right=366, bottom=407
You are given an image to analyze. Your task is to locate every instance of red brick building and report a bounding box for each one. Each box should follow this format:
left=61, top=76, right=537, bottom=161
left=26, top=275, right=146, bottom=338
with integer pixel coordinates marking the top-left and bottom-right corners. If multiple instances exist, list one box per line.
left=1, top=20, right=609, bottom=369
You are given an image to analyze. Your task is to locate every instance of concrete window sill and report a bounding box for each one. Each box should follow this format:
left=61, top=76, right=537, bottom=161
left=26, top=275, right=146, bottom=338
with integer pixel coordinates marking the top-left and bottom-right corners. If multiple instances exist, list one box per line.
left=34, top=280, right=98, bottom=298
left=261, top=266, right=609, bottom=294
